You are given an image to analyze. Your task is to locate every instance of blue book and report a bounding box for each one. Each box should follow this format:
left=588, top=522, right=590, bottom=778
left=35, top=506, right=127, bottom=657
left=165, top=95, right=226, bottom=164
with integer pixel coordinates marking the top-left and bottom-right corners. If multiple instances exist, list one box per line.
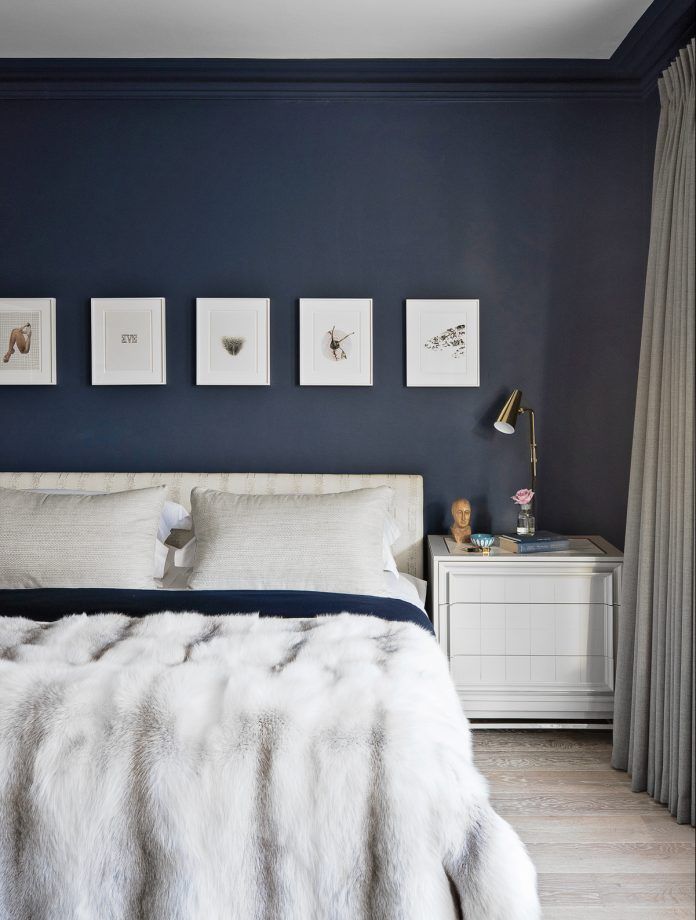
left=498, top=531, right=571, bottom=554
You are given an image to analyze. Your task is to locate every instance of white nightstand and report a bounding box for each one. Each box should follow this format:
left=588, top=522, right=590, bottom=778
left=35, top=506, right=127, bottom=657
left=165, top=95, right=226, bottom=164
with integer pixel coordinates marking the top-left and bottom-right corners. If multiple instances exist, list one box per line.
left=428, top=535, right=623, bottom=727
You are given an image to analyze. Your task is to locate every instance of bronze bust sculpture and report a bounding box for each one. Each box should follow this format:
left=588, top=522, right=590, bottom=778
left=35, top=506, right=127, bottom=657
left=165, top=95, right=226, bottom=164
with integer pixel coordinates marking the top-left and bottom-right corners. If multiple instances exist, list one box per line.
left=450, top=497, right=472, bottom=544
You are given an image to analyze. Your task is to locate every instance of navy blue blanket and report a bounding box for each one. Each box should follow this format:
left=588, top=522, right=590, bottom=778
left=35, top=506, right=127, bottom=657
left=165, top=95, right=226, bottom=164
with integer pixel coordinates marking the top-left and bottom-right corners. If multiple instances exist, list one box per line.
left=0, top=589, right=433, bottom=634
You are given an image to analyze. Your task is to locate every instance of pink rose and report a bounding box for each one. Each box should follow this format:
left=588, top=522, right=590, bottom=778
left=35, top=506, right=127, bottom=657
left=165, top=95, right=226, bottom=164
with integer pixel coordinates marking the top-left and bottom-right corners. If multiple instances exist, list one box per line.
left=512, top=488, right=535, bottom=506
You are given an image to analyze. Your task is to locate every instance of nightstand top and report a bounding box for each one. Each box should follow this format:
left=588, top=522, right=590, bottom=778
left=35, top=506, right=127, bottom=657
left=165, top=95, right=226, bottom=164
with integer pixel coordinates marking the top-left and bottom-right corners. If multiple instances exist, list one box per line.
left=427, top=534, right=623, bottom=562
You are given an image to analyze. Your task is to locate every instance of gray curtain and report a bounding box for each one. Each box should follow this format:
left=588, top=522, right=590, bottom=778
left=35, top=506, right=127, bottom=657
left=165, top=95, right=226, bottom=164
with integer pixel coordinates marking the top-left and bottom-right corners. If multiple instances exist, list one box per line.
left=612, top=40, right=695, bottom=826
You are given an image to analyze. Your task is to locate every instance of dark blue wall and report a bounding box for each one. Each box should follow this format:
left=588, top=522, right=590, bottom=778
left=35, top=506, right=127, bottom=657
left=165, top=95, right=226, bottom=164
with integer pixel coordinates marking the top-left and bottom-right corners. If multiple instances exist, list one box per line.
left=0, top=93, right=654, bottom=547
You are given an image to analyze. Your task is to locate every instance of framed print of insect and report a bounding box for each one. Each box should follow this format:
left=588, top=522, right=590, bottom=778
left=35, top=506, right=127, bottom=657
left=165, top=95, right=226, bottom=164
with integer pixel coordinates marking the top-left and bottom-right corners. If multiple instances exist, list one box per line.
left=406, top=299, right=480, bottom=387
left=299, top=299, right=373, bottom=386
left=196, top=298, right=270, bottom=386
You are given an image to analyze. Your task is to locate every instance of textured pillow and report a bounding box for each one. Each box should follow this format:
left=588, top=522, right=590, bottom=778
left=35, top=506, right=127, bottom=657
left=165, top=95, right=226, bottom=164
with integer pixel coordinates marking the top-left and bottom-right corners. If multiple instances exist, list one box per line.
left=189, top=486, right=393, bottom=595
left=29, top=490, right=191, bottom=581
left=169, top=517, right=399, bottom=578
left=0, top=485, right=166, bottom=588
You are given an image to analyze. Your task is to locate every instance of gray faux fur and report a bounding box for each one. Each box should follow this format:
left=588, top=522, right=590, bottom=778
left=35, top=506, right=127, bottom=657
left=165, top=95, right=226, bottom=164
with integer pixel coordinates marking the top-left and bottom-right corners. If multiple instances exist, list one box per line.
left=0, top=612, right=539, bottom=920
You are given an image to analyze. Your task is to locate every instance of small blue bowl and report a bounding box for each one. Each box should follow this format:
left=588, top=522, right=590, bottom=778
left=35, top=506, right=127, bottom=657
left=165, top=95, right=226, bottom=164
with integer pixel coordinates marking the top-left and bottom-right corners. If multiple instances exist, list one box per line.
left=470, top=533, right=495, bottom=554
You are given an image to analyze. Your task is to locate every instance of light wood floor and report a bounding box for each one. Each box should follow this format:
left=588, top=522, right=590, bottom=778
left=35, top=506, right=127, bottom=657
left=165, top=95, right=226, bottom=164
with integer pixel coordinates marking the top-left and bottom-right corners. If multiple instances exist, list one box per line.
left=472, top=730, right=696, bottom=920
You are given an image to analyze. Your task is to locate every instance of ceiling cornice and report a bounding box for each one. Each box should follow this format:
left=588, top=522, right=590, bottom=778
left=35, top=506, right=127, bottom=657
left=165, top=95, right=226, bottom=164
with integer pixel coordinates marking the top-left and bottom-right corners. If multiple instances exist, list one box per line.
left=613, top=0, right=695, bottom=89
left=0, top=58, right=641, bottom=100
left=0, top=0, right=692, bottom=100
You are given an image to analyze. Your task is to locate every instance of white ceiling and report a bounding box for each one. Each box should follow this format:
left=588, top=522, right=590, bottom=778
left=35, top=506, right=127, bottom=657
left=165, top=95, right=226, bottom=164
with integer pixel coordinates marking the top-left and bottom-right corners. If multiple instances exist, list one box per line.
left=0, top=0, right=654, bottom=59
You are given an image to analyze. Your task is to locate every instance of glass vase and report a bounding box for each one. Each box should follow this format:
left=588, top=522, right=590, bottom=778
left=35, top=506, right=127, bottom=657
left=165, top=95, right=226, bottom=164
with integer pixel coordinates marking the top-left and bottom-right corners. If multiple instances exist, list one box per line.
left=516, top=504, right=536, bottom=536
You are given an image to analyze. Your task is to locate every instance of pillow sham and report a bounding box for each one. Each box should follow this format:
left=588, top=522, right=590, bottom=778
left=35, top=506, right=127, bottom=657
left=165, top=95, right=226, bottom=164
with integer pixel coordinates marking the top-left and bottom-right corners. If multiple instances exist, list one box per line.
left=169, top=514, right=399, bottom=575
left=382, top=513, right=400, bottom=575
left=0, top=485, right=166, bottom=589
left=188, top=486, right=392, bottom=595
left=29, top=490, right=192, bottom=581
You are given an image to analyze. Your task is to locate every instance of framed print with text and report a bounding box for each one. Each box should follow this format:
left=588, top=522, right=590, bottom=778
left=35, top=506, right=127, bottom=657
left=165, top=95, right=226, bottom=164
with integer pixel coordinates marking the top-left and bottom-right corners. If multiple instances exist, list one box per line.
left=91, top=298, right=166, bottom=385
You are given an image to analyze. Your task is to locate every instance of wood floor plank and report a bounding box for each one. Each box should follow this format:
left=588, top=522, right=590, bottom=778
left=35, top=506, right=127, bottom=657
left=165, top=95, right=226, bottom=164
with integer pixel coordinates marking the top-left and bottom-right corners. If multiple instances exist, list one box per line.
left=527, top=841, right=695, bottom=874
left=538, top=873, right=696, bottom=907
left=472, top=729, right=611, bottom=752
left=597, top=874, right=696, bottom=906
left=473, top=751, right=615, bottom=770
left=492, top=790, right=670, bottom=816
left=511, top=815, right=655, bottom=844
left=642, top=814, right=696, bottom=841
left=537, top=872, right=602, bottom=906
left=485, top=769, right=629, bottom=793
left=541, top=908, right=695, bottom=919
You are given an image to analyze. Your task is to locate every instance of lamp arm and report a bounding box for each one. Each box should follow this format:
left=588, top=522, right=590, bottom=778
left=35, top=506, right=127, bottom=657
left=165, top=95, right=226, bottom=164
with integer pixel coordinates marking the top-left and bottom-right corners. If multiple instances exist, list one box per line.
left=519, top=406, right=538, bottom=494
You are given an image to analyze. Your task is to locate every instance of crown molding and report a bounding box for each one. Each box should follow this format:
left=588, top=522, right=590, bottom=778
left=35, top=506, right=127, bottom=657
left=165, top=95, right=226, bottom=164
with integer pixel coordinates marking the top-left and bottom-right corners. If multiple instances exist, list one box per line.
left=0, top=58, right=643, bottom=100
left=0, top=0, right=693, bottom=100
left=613, top=0, right=695, bottom=94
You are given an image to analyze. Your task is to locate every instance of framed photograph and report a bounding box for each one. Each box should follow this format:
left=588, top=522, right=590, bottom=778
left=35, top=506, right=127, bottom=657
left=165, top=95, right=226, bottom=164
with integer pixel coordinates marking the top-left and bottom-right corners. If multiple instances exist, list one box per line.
left=0, top=298, right=57, bottom=386
left=91, top=298, right=166, bottom=385
left=196, top=298, right=270, bottom=386
left=406, top=299, right=479, bottom=387
left=299, top=298, right=372, bottom=386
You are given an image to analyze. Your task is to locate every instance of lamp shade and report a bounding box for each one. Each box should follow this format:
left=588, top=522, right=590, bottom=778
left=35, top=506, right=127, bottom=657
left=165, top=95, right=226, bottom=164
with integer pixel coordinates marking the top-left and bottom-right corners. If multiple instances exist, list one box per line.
left=494, top=388, right=523, bottom=434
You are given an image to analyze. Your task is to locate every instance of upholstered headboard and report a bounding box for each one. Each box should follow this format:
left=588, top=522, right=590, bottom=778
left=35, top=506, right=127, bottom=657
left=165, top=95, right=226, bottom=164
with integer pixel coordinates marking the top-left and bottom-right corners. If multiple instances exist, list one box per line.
left=0, top=472, right=424, bottom=578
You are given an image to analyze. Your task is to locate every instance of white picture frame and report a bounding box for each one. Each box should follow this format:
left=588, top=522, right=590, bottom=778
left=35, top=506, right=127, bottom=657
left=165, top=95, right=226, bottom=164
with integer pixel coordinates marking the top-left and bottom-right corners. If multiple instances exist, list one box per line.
left=91, top=298, right=166, bottom=386
left=406, top=299, right=480, bottom=387
left=299, top=298, right=373, bottom=386
left=0, top=298, right=57, bottom=386
left=196, top=298, right=270, bottom=386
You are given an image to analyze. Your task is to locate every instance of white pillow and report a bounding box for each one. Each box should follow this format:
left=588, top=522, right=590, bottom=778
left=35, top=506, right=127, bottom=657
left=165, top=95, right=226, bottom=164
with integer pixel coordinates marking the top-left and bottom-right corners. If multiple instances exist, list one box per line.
left=380, top=571, right=427, bottom=609
left=155, top=501, right=193, bottom=579
left=382, top=513, right=400, bottom=575
left=173, top=535, right=197, bottom=569
left=154, top=538, right=172, bottom=581
left=188, top=486, right=392, bottom=595
left=158, top=500, right=193, bottom=543
left=0, top=485, right=166, bottom=588
left=171, top=516, right=399, bottom=577
left=30, top=490, right=192, bottom=581
left=401, top=572, right=428, bottom=605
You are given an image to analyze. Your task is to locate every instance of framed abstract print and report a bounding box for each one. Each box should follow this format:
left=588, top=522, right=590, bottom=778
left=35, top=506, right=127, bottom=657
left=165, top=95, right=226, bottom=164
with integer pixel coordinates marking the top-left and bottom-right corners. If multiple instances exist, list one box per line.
left=406, top=299, right=479, bottom=387
left=196, top=298, right=270, bottom=386
left=91, top=298, right=166, bottom=385
left=299, top=298, right=372, bottom=386
left=0, top=298, right=57, bottom=385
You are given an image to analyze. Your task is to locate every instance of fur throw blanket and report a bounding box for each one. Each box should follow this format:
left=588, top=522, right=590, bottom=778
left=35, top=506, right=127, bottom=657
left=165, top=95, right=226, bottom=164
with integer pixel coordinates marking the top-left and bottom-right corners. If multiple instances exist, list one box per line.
left=0, top=612, right=539, bottom=920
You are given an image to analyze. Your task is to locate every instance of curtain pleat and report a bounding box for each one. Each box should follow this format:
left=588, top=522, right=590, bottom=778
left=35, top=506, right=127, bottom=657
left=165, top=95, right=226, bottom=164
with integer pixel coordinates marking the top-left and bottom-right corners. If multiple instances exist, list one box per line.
left=612, top=39, right=695, bottom=826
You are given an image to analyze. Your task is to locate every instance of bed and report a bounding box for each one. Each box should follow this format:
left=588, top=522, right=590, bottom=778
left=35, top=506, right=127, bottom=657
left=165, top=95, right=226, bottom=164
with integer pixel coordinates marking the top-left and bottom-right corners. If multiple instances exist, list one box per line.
left=0, top=472, right=539, bottom=920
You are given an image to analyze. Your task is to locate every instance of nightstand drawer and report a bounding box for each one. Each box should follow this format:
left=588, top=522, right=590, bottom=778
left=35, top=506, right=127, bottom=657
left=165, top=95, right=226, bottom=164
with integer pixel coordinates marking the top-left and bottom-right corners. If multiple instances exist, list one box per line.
left=448, top=602, right=610, bottom=657
left=446, top=571, right=611, bottom=605
left=450, top=654, right=609, bottom=686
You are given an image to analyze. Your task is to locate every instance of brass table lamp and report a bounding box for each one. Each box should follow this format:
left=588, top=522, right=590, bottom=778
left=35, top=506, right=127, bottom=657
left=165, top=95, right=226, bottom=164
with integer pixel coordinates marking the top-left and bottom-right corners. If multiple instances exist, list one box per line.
left=494, top=388, right=538, bottom=493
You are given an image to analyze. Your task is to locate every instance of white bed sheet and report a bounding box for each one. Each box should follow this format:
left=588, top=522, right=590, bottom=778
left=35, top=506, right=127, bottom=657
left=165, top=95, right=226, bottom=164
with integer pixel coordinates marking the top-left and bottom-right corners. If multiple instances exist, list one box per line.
left=159, top=567, right=427, bottom=610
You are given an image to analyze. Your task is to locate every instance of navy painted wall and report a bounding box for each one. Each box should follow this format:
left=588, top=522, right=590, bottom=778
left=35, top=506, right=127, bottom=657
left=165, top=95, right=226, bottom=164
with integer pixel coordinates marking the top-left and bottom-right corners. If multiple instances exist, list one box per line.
left=0, top=94, right=654, bottom=547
